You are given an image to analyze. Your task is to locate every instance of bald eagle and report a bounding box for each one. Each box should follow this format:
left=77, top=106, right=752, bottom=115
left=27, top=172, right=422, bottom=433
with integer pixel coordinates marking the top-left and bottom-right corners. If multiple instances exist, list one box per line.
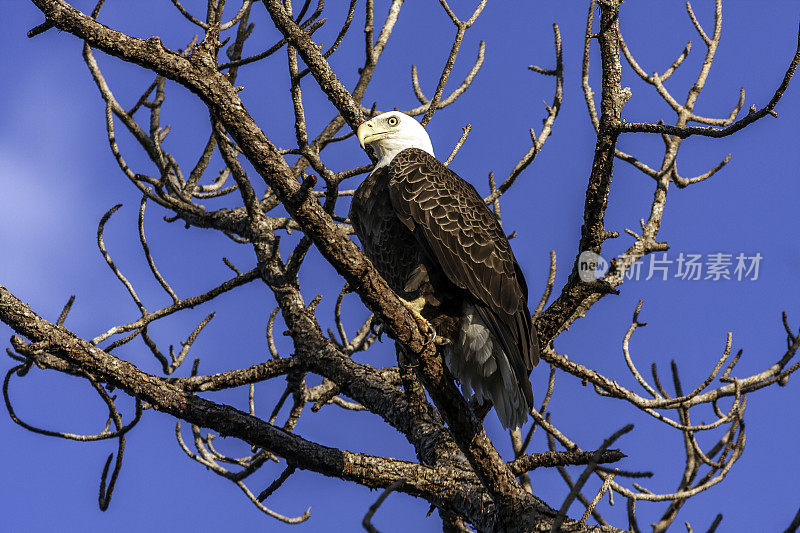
left=351, top=111, right=539, bottom=430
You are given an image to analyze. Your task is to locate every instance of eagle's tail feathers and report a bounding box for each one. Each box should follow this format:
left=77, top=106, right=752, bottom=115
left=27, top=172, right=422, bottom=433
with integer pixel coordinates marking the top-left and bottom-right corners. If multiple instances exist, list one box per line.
left=446, top=304, right=530, bottom=430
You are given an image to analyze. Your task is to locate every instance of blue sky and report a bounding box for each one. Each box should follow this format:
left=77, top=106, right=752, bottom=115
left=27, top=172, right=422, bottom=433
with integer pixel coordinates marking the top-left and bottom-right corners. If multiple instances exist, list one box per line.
left=2, top=1, right=799, bottom=531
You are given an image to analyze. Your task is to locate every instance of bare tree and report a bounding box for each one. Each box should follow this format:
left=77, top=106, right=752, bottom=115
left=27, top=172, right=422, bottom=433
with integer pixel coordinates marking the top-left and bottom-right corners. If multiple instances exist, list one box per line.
left=3, top=1, right=800, bottom=531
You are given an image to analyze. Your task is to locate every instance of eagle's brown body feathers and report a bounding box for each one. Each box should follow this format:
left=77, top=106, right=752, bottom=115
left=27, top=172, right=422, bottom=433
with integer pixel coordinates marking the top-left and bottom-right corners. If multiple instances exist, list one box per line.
left=350, top=148, right=539, bottom=429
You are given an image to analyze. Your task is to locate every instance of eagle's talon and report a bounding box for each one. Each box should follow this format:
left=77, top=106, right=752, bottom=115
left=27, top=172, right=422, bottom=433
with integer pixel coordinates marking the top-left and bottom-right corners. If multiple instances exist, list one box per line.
left=369, top=316, right=385, bottom=342
left=434, top=335, right=451, bottom=346
left=396, top=296, right=438, bottom=347
left=420, top=323, right=437, bottom=347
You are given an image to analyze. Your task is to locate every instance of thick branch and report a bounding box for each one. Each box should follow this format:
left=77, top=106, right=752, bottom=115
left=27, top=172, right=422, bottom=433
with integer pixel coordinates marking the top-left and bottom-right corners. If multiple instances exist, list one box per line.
left=537, top=0, right=626, bottom=343
left=0, top=284, right=477, bottom=514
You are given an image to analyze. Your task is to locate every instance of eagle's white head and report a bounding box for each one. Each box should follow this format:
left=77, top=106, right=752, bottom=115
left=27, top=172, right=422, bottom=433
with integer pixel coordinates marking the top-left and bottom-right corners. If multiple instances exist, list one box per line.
left=356, top=111, right=434, bottom=169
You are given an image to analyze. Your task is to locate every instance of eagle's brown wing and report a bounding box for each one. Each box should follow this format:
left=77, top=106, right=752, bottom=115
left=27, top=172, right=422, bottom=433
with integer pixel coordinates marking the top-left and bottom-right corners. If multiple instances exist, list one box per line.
left=387, top=148, right=539, bottom=404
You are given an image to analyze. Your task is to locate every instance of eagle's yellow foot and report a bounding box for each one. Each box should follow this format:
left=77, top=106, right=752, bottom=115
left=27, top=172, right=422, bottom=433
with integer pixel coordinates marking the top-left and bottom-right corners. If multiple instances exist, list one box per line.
left=399, top=296, right=437, bottom=346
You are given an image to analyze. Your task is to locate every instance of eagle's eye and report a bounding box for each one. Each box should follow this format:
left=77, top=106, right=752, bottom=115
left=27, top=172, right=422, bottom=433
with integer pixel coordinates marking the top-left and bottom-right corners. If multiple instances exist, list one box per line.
left=387, top=116, right=398, bottom=126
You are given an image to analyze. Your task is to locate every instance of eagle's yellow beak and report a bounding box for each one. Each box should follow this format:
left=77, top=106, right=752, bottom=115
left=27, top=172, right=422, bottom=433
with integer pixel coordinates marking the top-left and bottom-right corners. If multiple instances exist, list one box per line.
left=357, top=120, right=389, bottom=149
